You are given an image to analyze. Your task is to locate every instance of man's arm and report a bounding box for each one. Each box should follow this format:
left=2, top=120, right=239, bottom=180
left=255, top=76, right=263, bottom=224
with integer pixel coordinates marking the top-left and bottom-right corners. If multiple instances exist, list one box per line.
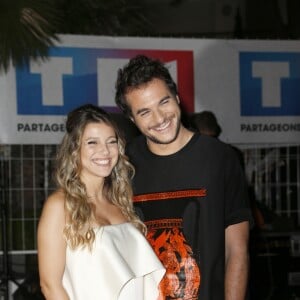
left=225, top=221, right=250, bottom=300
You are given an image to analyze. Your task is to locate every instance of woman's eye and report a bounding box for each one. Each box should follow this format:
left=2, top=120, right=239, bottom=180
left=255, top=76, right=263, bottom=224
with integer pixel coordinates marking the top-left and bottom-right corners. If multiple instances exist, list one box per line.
left=108, top=139, right=117, bottom=144
left=87, top=140, right=97, bottom=145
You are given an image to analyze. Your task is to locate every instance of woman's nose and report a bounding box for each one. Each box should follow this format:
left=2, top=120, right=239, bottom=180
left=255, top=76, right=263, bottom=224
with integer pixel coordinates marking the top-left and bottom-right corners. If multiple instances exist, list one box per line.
left=98, top=143, right=109, bottom=154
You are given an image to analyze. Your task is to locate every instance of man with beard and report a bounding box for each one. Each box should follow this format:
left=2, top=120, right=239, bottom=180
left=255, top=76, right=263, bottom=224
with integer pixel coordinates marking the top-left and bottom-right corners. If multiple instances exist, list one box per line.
left=115, top=55, right=252, bottom=300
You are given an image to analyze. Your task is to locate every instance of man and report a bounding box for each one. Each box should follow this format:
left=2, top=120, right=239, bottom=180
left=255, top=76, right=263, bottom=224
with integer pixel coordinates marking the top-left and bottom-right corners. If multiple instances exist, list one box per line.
left=115, top=55, right=252, bottom=300
left=190, top=110, right=222, bottom=138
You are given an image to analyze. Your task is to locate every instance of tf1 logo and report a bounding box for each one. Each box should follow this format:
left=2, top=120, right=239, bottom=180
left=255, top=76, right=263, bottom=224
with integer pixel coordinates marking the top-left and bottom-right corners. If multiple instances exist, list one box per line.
left=240, top=51, right=300, bottom=116
left=16, top=47, right=194, bottom=115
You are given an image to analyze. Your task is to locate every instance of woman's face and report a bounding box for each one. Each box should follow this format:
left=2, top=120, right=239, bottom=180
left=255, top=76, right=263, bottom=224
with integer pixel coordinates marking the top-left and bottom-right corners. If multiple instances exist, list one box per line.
left=80, top=122, right=119, bottom=181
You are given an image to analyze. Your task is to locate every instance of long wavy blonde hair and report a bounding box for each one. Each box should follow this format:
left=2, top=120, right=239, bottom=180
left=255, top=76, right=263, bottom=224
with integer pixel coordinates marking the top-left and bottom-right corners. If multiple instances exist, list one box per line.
left=55, top=104, right=146, bottom=249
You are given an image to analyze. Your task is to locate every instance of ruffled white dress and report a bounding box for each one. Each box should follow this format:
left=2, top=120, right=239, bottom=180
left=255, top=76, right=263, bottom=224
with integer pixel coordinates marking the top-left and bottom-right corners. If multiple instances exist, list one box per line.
left=62, top=222, right=165, bottom=300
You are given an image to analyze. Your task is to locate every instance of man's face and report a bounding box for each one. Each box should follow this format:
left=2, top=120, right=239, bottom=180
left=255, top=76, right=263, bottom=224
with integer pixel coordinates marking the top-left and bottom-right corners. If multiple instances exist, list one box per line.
left=126, top=78, right=182, bottom=148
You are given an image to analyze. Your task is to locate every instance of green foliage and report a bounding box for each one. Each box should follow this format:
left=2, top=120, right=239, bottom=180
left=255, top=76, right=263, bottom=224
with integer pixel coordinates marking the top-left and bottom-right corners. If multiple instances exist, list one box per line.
left=0, top=0, right=152, bottom=73
left=0, top=0, right=61, bottom=72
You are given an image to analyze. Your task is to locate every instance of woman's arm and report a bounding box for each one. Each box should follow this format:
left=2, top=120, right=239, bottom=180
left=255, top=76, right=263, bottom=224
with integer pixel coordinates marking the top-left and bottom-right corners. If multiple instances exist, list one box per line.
left=37, top=191, right=69, bottom=300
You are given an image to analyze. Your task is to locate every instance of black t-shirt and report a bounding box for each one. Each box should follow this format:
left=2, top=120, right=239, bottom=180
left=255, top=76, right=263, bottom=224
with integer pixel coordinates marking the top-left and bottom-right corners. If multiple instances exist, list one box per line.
left=126, top=133, right=252, bottom=300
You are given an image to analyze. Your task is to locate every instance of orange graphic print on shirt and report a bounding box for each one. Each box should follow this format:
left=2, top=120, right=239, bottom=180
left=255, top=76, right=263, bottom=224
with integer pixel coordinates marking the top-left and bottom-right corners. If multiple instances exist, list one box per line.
left=146, top=219, right=201, bottom=300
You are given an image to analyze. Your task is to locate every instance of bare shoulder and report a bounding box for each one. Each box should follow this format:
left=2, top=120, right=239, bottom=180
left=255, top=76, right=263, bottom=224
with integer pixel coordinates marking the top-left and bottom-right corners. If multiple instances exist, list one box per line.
left=44, top=189, right=65, bottom=207
left=38, top=190, right=67, bottom=252
left=40, top=189, right=65, bottom=220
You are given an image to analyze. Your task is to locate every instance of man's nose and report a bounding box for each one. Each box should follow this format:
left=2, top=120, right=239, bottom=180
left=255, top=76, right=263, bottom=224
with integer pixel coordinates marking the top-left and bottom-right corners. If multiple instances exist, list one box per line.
left=153, top=109, right=164, bottom=123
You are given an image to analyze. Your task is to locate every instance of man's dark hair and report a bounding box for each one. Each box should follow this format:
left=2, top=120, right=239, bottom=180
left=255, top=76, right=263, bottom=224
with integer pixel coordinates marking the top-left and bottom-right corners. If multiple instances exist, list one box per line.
left=115, top=55, right=178, bottom=117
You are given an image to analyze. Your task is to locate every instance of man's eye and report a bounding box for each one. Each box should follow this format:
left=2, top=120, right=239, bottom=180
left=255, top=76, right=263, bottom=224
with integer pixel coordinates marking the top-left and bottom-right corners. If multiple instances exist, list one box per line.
left=140, top=111, right=150, bottom=117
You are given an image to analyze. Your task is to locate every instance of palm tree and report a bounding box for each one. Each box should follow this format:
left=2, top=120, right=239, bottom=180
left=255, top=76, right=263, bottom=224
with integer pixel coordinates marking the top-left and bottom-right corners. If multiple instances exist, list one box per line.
left=0, top=0, right=61, bottom=72
left=0, top=0, right=153, bottom=73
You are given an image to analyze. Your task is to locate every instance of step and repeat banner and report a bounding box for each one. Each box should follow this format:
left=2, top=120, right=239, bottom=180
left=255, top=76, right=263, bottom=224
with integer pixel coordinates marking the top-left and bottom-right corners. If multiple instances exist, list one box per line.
left=0, top=35, right=299, bottom=144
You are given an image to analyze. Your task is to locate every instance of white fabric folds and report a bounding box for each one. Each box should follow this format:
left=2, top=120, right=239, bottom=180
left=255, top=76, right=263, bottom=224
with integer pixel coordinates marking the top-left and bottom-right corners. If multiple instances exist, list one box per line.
left=62, top=222, right=165, bottom=300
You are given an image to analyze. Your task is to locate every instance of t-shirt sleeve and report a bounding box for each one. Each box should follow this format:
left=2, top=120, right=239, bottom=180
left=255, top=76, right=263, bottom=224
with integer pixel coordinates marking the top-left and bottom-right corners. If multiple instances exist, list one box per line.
left=224, top=145, right=253, bottom=227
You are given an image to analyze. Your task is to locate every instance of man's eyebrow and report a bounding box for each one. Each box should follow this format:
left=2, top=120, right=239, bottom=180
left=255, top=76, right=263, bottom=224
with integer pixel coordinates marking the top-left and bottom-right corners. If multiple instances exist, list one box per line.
left=159, top=95, right=171, bottom=103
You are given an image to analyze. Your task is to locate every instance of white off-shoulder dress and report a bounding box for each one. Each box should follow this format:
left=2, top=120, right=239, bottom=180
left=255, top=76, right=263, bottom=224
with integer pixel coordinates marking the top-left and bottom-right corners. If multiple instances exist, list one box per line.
left=62, top=222, right=165, bottom=300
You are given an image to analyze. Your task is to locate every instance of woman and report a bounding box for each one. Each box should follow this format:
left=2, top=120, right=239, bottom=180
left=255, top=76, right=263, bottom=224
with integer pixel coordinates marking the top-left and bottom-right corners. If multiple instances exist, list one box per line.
left=38, top=104, right=165, bottom=300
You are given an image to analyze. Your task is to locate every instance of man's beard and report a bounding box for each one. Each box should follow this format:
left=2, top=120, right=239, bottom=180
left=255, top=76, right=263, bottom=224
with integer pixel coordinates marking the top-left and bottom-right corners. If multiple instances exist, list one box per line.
left=146, top=117, right=181, bottom=145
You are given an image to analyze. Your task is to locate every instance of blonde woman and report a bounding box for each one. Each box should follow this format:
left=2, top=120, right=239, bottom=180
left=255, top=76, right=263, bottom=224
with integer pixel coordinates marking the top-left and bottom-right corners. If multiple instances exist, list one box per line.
left=38, top=104, right=165, bottom=300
